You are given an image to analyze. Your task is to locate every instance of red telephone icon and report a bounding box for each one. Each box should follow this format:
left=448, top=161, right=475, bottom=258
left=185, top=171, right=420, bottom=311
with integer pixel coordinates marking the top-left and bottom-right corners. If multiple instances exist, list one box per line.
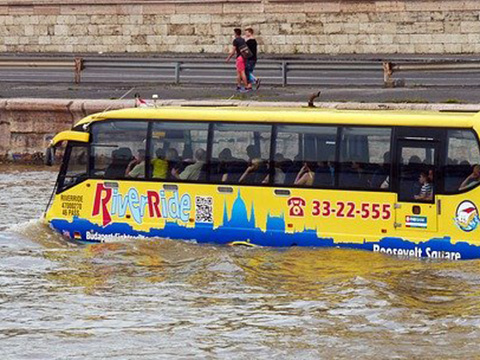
left=288, top=197, right=306, bottom=217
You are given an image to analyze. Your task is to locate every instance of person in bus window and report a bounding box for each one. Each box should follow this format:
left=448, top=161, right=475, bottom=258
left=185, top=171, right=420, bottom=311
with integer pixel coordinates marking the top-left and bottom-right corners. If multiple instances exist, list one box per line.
left=313, top=161, right=333, bottom=187
left=166, top=148, right=181, bottom=179
left=173, top=148, right=206, bottom=181
left=370, top=151, right=390, bottom=188
left=246, top=145, right=260, bottom=162
left=414, top=171, right=433, bottom=201
left=343, top=159, right=367, bottom=188
left=105, top=147, right=132, bottom=178
left=217, top=148, right=237, bottom=182
left=152, top=148, right=168, bottom=179
left=295, top=162, right=316, bottom=186
left=239, top=158, right=267, bottom=184
left=262, top=159, right=285, bottom=184
left=126, top=149, right=146, bottom=178
left=459, top=164, right=480, bottom=191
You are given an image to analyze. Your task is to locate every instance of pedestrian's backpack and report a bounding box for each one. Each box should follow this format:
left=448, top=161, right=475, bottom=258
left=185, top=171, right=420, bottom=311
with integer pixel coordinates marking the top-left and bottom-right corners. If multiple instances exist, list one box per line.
left=238, top=41, right=253, bottom=59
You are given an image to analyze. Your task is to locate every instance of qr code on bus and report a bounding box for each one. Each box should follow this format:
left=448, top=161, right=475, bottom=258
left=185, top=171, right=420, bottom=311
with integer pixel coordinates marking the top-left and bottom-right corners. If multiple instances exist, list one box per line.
left=195, top=196, right=213, bottom=223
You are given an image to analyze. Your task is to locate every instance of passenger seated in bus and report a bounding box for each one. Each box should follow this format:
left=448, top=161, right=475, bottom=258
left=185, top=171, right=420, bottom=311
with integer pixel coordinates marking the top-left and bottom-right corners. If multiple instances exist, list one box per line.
left=152, top=148, right=168, bottom=179
left=246, top=145, right=260, bottom=161
left=239, top=158, right=267, bottom=184
left=126, top=149, right=146, bottom=178
left=370, top=151, right=390, bottom=188
left=414, top=171, right=433, bottom=201
left=166, top=148, right=181, bottom=179
left=273, top=153, right=293, bottom=173
left=262, top=161, right=285, bottom=184
left=313, top=161, right=333, bottom=187
left=340, top=159, right=367, bottom=188
left=295, top=162, right=316, bottom=186
left=408, top=155, right=422, bottom=164
left=283, top=154, right=303, bottom=185
left=459, top=164, right=480, bottom=191
left=105, top=147, right=132, bottom=178
left=216, top=148, right=246, bottom=183
left=173, top=148, right=206, bottom=181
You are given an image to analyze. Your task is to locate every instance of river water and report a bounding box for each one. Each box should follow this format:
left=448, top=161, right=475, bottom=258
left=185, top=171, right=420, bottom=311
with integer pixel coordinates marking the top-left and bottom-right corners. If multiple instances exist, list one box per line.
left=1, top=166, right=480, bottom=359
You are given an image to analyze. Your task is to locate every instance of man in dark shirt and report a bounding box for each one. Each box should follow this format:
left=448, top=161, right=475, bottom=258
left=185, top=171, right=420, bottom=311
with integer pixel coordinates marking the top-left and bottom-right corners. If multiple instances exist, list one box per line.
left=225, top=28, right=251, bottom=92
left=245, top=27, right=260, bottom=89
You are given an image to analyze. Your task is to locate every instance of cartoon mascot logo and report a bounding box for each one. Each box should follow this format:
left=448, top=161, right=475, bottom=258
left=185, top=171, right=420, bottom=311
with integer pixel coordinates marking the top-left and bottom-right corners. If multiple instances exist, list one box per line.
left=454, top=200, right=480, bottom=232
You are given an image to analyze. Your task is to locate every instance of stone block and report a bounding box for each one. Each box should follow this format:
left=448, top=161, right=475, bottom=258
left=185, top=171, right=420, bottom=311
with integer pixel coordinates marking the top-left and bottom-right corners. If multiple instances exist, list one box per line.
left=414, top=43, right=444, bottom=53
left=8, top=5, right=33, bottom=15
left=264, top=3, right=305, bottom=14
left=190, top=14, right=212, bottom=24
left=340, top=1, right=376, bottom=13
left=291, top=22, right=323, bottom=35
left=170, top=14, right=190, bottom=25
left=328, top=34, right=350, bottom=44
left=153, top=24, right=168, bottom=36
left=392, top=34, right=410, bottom=44
left=445, top=22, right=461, bottom=33
left=5, top=25, right=23, bottom=36
left=461, top=43, right=476, bottom=53
left=259, top=23, right=280, bottom=35
left=409, top=34, right=432, bottom=44
left=431, top=33, right=467, bottom=44
left=175, top=4, right=222, bottom=15
left=143, top=4, right=175, bottom=15
left=60, top=5, right=118, bottom=15
left=443, top=43, right=462, bottom=53
left=195, top=24, right=215, bottom=36
left=307, top=1, right=341, bottom=13
left=168, top=24, right=195, bottom=36
left=375, top=1, right=406, bottom=12
left=33, top=6, right=60, bottom=15
left=54, top=24, right=68, bottom=36
left=117, top=4, right=143, bottom=15
left=426, top=22, right=444, bottom=33
left=324, top=23, right=343, bottom=34
left=460, top=21, right=480, bottom=34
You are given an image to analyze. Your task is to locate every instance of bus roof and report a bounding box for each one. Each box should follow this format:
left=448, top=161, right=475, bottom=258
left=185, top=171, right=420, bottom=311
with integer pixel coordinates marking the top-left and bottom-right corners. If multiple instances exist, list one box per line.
left=75, top=106, right=480, bottom=129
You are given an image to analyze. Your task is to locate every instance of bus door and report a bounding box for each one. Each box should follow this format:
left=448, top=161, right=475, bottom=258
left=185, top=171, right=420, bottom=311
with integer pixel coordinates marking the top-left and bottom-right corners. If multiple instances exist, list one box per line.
left=394, top=138, right=439, bottom=232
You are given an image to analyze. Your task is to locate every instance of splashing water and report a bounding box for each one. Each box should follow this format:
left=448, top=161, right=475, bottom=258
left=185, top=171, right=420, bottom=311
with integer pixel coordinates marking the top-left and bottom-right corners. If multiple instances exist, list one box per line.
left=1, top=165, right=480, bottom=359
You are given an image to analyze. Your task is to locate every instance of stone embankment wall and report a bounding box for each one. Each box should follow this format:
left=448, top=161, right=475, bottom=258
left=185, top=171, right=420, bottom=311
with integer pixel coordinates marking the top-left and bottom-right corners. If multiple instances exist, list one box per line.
left=0, top=99, right=132, bottom=162
left=2, top=98, right=480, bottom=162
left=1, top=0, right=480, bottom=54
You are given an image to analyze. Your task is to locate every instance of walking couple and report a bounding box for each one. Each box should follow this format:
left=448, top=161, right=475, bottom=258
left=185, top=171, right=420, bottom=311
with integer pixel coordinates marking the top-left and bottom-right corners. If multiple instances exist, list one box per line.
left=226, top=28, right=261, bottom=93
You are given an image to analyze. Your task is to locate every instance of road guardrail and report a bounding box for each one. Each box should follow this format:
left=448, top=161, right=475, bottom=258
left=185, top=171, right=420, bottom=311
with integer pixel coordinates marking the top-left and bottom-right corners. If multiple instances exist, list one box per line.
left=0, top=56, right=479, bottom=88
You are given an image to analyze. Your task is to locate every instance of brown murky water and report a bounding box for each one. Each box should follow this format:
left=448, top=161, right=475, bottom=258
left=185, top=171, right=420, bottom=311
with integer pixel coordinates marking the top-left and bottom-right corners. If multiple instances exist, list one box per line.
left=1, top=165, right=480, bottom=359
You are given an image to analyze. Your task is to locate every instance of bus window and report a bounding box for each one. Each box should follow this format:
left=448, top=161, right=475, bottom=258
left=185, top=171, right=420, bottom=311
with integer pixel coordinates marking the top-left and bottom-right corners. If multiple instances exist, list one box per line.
left=445, top=130, right=480, bottom=192
left=397, top=141, right=437, bottom=202
left=211, top=123, right=272, bottom=184
left=91, top=121, right=148, bottom=179
left=339, top=127, right=392, bottom=190
left=58, top=144, right=88, bottom=192
left=274, top=125, right=337, bottom=187
left=149, top=122, right=209, bottom=182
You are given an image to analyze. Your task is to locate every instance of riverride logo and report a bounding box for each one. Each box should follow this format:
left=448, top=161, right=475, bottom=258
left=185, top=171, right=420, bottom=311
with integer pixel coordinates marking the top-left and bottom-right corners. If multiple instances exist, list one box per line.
left=454, top=200, right=480, bottom=232
left=92, top=183, right=192, bottom=226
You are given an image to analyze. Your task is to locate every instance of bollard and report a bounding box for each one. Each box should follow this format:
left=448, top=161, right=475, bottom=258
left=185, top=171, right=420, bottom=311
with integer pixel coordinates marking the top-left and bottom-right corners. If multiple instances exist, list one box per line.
left=175, top=62, right=181, bottom=84
left=74, top=57, right=84, bottom=84
left=282, top=61, right=288, bottom=87
left=383, top=61, right=394, bottom=88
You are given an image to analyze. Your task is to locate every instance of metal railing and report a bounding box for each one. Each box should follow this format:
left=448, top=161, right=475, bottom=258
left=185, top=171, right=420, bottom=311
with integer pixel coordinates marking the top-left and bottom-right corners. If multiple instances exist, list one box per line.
left=0, top=57, right=84, bottom=83
left=0, top=56, right=382, bottom=86
left=1, top=55, right=480, bottom=87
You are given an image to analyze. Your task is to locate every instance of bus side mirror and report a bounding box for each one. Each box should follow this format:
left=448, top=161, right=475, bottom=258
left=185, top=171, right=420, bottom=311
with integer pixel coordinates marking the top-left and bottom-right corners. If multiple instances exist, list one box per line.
left=45, top=146, right=55, bottom=166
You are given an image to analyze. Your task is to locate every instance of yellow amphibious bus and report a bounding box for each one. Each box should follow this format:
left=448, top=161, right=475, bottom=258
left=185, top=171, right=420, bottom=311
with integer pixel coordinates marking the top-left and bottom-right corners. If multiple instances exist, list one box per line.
left=44, top=107, right=480, bottom=260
